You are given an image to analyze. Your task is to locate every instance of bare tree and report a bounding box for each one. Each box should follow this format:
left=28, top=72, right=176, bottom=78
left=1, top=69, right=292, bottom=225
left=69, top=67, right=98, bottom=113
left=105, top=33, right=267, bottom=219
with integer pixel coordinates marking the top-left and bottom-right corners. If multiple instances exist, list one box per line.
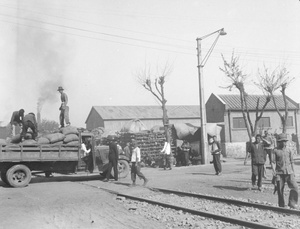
left=256, top=65, right=294, bottom=133
left=136, top=62, right=173, bottom=142
left=219, top=53, right=271, bottom=141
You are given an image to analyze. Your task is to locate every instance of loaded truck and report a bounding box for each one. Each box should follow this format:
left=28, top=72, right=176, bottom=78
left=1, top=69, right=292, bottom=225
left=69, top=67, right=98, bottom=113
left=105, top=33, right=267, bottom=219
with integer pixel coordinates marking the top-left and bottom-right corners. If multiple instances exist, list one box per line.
left=0, top=131, right=130, bottom=188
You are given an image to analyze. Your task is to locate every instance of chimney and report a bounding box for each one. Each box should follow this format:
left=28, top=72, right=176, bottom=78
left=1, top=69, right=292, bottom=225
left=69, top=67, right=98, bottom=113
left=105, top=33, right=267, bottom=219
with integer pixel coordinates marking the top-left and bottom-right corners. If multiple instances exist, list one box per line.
left=37, top=102, right=41, bottom=125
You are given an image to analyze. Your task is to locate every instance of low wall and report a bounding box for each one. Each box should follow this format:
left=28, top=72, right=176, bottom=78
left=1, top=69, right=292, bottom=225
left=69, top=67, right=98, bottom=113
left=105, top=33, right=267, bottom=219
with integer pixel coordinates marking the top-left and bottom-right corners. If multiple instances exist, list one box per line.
left=222, top=140, right=298, bottom=159
left=222, top=142, right=246, bottom=159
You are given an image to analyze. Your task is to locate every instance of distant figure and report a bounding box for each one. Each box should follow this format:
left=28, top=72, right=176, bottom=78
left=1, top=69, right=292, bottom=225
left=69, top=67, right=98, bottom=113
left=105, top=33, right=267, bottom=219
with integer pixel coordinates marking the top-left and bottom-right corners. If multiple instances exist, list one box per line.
left=181, top=140, right=191, bottom=166
left=161, top=136, right=172, bottom=170
left=57, top=86, right=70, bottom=128
left=271, top=133, right=298, bottom=209
left=130, top=140, right=149, bottom=186
left=21, top=112, right=38, bottom=140
left=244, top=136, right=256, bottom=165
left=262, top=130, right=275, bottom=179
left=123, top=142, right=131, bottom=159
left=81, top=138, right=93, bottom=173
left=117, top=143, right=124, bottom=155
left=209, top=135, right=222, bottom=176
left=262, top=130, right=274, bottom=165
left=104, top=136, right=119, bottom=182
left=10, top=109, right=25, bottom=137
left=249, top=134, right=266, bottom=191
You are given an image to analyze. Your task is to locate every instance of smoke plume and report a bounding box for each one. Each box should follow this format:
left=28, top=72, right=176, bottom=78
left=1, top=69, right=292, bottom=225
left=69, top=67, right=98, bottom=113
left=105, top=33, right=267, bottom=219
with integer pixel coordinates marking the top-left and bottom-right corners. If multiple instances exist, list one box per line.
left=15, top=9, right=72, bottom=119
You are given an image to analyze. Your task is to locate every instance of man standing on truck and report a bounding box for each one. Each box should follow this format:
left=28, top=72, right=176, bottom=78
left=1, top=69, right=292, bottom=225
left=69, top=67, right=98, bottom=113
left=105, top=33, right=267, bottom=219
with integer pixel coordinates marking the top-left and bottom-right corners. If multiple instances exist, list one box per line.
left=57, top=86, right=70, bottom=128
left=9, top=109, right=25, bottom=137
left=21, top=112, right=38, bottom=140
left=104, top=136, right=119, bottom=182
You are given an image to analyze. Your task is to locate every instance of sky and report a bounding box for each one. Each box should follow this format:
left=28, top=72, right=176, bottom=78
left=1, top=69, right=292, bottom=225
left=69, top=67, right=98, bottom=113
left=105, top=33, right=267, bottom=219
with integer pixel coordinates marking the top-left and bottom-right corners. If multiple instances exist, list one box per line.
left=0, top=0, right=300, bottom=128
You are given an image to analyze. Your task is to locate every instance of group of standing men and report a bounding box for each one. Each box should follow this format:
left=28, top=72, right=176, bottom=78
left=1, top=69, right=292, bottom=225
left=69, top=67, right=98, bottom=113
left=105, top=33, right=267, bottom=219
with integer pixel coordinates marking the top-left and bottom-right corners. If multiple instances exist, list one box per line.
left=246, top=131, right=298, bottom=209
left=9, top=86, right=70, bottom=140
left=103, top=137, right=149, bottom=187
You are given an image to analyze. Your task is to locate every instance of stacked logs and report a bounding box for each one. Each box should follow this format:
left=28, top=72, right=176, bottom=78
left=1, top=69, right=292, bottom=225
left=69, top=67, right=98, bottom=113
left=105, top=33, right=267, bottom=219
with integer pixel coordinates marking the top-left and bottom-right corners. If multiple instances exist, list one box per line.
left=118, top=131, right=175, bottom=162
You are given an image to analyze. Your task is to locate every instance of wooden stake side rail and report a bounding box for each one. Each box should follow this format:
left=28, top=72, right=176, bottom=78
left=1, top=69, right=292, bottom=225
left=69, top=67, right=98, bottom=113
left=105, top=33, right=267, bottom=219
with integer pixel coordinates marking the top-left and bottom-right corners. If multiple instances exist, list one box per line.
left=0, top=144, right=80, bottom=162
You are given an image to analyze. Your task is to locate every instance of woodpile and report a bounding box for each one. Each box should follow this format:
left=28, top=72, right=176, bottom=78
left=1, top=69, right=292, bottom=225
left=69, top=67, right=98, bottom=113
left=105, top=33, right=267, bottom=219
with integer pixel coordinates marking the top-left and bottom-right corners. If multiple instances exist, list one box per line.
left=118, top=130, right=176, bottom=162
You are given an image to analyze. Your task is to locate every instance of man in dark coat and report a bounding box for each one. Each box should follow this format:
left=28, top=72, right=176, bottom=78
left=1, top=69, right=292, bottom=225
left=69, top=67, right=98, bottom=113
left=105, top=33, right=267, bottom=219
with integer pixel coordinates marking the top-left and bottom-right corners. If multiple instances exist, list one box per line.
left=249, top=134, right=266, bottom=191
left=104, top=136, right=119, bottom=182
left=10, top=109, right=25, bottom=136
left=181, top=140, right=191, bottom=166
left=21, top=112, right=38, bottom=140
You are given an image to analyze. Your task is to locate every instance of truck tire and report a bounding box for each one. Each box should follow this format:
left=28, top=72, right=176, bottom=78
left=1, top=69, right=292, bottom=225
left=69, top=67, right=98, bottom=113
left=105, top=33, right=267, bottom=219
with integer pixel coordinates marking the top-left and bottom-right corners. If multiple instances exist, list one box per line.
left=118, top=160, right=129, bottom=178
left=6, top=164, right=31, bottom=188
left=0, top=170, right=8, bottom=185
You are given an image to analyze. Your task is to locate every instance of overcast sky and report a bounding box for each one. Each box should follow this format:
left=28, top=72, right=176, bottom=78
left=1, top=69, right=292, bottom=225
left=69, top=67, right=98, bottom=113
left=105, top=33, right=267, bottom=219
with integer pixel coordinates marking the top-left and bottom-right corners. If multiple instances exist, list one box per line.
left=0, top=0, right=299, bottom=128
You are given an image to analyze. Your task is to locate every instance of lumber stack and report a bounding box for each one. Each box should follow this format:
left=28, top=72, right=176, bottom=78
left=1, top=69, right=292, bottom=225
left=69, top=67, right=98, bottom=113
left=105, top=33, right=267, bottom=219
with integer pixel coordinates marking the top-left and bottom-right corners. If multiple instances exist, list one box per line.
left=118, top=131, right=175, bottom=162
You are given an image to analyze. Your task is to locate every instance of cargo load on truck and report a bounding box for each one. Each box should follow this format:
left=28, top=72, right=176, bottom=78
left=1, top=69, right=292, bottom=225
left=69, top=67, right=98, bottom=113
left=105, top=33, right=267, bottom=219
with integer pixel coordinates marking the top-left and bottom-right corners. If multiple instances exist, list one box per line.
left=0, top=126, right=130, bottom=188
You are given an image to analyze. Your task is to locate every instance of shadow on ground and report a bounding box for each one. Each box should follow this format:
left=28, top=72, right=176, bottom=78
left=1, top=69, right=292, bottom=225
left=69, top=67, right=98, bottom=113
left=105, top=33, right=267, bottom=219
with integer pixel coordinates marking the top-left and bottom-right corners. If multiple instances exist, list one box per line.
left=189, top=172, right=215, bottom=176
left=213, top=185, right=249, bottom=191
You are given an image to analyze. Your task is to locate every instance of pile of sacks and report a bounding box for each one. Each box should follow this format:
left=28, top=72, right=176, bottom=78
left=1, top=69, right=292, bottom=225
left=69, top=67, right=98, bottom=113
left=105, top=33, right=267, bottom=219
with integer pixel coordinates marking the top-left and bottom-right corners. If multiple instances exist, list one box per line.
left=0, top=126, right=80, bottom=146
left=37, top=126, right=80, bottom=146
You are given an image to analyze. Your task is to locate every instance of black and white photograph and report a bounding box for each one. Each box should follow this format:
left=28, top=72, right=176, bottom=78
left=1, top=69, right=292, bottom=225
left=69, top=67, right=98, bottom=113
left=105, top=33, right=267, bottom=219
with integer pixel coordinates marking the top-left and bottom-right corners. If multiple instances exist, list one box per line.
left=0, top=1, right=300, bottom=228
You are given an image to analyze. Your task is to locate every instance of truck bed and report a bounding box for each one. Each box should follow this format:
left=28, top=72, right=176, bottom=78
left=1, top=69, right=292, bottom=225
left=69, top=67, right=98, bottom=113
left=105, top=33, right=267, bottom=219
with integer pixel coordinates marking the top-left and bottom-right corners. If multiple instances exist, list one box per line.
left=0, top=144, right=80, bottom=162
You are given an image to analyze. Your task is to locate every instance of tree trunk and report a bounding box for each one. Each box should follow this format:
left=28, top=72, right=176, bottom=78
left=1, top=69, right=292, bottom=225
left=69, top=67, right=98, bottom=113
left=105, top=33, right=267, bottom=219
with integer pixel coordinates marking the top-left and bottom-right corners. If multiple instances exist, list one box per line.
left=162, top=101, right=170, bottom=142
left=238, top=89, right=252, bottom=141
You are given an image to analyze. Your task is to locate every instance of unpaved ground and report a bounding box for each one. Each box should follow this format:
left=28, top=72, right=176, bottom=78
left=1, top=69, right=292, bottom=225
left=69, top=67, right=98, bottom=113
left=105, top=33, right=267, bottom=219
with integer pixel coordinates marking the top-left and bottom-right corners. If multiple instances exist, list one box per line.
left=0, top=180, right=163, bottom=229
left=1, top=158, right=299, bottom=229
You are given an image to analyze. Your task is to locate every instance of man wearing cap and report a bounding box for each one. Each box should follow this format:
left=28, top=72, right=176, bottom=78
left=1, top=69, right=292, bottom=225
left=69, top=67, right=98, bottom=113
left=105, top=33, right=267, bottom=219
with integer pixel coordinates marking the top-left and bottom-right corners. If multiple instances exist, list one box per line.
left=57, top=86, right=70, bottom=128
left=271, top=133, right=298, bottom=209
left=9, top=109, right=25, bottom=137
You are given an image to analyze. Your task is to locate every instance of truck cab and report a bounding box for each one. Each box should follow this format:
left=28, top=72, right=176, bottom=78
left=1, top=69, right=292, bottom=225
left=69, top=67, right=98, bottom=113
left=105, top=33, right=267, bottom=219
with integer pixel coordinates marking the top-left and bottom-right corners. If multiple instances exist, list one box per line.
left=79, top=132, right=130, bottom=179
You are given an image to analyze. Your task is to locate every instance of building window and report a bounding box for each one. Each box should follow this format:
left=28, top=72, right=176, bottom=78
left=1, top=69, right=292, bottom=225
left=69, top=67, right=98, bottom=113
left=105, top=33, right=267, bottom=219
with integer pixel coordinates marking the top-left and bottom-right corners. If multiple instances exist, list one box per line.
left=257, top=117, right=270, bottom=128
left=232, top=117, right=246, bottom=129
left=286, top=116, right=294, bottom=127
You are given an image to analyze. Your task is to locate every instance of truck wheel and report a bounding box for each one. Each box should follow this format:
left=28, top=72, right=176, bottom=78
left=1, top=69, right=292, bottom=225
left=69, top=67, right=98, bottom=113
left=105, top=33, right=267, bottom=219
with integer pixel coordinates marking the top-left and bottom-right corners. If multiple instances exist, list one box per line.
left=118, top=160, right=129, bottom=178
left=1, top=170, right=9, bottom=185
left=6, top=164, right=31, bottom=188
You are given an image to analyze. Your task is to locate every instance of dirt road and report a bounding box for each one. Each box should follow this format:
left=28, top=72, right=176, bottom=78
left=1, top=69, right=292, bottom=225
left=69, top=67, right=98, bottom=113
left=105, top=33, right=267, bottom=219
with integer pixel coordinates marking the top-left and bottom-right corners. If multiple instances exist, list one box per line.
left=1, top=158, right=299, bottom=228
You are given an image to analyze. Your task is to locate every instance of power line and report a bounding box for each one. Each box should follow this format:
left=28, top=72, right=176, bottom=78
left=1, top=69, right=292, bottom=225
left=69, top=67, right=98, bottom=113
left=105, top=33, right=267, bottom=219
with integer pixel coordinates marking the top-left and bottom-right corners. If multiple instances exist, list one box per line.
left=0, top=3, right=191, bottom=43
left=3, top=3, right=300, bottom=59
left=0, top=14, right=299, bottom=66
left=1, top=4, right=300, bottom=62
left=0, top=12, right=194, bottom=51
left=0, top=19, right=195, bottom=56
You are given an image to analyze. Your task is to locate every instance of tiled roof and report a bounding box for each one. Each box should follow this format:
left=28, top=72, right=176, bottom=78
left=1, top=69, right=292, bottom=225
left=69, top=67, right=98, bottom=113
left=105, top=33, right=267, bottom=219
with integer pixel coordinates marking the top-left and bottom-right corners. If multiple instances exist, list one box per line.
left=90, top=106, right=201, bottom=120
left=217, top=94, right=299, bottom=111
